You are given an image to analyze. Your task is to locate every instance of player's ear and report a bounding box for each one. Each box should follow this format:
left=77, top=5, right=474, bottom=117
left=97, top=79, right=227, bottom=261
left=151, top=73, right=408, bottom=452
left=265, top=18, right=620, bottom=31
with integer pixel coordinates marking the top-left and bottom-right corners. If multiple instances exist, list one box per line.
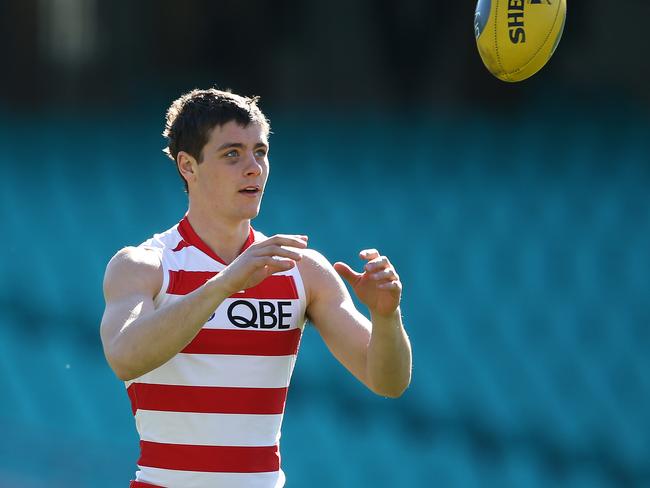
left=177, top=151, right=198, bottom=187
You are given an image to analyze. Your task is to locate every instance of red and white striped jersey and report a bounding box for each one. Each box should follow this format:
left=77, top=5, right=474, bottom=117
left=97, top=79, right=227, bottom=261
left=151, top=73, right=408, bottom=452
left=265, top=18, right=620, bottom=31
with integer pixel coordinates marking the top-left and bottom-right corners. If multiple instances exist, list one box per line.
left=126, top=216, right=307, bottom=488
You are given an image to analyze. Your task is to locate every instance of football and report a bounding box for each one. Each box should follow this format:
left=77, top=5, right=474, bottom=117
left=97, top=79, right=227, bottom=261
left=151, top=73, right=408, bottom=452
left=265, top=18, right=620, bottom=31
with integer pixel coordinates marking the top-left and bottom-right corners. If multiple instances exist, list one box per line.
left=474, top=0, right=566, bottom=82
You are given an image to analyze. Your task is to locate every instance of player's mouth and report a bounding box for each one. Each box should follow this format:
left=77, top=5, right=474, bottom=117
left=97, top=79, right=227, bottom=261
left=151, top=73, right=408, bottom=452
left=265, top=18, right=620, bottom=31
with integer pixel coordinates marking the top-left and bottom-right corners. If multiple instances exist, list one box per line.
left=238, top=185, right=261, bottom=196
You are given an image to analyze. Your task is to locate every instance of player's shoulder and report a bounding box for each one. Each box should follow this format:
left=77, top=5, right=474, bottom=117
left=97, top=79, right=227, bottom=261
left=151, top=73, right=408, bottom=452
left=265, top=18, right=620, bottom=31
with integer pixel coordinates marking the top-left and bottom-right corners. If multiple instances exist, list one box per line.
left=108, top=245, right=162, bottom=271
left=298, top=248, right=335, bottom=274
left=297, top=248, right=343, bottom=301
left=103, top=246, right=163, bottom=298
left=104, top=220, right=181, bottom=274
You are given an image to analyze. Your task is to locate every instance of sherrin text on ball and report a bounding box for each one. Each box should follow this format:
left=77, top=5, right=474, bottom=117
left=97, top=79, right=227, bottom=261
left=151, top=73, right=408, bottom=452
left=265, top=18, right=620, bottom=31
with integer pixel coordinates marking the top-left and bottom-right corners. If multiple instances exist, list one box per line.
left=474, top=0, right=566, bottom=82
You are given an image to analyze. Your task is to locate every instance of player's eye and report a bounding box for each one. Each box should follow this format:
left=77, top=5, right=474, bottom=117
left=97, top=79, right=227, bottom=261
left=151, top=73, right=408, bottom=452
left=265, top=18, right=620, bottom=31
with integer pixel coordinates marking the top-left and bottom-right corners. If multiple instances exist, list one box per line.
left=254, top=149, right=267, bottom=158
left=225, top=150, right=239, bottom=158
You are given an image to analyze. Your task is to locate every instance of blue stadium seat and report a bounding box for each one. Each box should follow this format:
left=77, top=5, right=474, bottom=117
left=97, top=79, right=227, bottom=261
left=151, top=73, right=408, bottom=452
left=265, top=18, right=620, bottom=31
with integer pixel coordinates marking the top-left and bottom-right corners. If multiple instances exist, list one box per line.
left=2, top=114, right=650, bottom=487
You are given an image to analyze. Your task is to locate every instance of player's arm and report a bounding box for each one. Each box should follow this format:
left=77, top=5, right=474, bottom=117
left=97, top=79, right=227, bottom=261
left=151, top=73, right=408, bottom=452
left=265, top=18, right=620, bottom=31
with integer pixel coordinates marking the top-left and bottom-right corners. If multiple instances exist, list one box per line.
left=100, top=235, right=308, bottom=381
left=100, top=245, right=231, bottom=381
left=300, top=249, right=411, bottom=398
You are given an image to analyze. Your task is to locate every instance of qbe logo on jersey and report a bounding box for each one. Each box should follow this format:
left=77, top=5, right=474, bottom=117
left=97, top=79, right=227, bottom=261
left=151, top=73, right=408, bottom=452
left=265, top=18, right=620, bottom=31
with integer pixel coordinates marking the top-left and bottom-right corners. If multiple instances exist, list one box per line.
left=206, top=300, right=295, bottom=329
left=226, top=300, right=294, bottom=329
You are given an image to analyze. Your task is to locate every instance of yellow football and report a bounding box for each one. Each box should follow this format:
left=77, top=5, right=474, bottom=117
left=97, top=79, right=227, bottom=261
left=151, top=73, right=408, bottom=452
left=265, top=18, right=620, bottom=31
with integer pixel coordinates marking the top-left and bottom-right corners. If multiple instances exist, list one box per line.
left=474, top=0, right=566, bottom=82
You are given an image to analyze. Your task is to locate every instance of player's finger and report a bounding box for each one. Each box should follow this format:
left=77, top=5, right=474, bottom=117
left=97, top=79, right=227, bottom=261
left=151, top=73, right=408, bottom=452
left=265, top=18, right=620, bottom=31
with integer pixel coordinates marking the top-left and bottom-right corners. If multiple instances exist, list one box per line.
left=360, top=249, right=379, bottom=261
left=364, top=256, right=389, bottom=273
left=369, top=268, right=398, bottom=282
left=377, top=280, right=402, bottom=291
left=259, top=235, right=309, bottom=249
left=261, top=256, right=297, bottom=270
left=333, top=262, right=362, bottom=285
left=252, top=245, right=303, bottom=261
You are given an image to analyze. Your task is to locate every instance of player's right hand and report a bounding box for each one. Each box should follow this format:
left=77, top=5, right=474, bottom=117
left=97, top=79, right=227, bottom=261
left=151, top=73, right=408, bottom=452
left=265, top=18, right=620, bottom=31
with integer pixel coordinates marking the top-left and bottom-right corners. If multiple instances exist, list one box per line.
left=215, top=234, right=308, bottom=295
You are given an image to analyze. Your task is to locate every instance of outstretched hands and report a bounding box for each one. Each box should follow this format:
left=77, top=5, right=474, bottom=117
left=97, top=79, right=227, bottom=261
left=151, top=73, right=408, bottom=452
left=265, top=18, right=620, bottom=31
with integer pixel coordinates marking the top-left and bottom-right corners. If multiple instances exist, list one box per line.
left=216, top=239, right=402, bottom=318
left=217, top=235, right=308, bottom=295
left=333, top=249, right=402, bottom=318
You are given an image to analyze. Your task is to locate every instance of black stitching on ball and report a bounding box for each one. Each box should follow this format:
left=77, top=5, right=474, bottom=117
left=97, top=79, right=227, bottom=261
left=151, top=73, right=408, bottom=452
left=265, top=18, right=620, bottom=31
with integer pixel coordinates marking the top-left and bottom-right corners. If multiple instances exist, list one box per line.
left=504, top=1, right=564, bottom=78
left=494, top=0, right=508, bottom=80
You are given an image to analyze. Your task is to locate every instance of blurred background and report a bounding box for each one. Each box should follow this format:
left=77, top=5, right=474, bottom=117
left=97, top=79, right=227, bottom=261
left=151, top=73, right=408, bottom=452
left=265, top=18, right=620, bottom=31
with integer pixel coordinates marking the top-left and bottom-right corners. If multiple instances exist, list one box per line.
left=1, top=1, right=649, bottom=487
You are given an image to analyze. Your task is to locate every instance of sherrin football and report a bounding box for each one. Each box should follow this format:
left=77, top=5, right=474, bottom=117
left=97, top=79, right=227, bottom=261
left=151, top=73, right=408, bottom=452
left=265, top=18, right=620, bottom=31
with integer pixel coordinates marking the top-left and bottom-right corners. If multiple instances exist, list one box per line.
left=474, top=0, right=566, bottom=82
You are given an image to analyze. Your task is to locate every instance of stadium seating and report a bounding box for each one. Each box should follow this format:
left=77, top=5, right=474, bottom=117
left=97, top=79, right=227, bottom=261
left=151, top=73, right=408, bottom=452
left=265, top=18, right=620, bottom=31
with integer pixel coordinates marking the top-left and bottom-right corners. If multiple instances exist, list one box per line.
left=0, top=111, right=648, bottom=487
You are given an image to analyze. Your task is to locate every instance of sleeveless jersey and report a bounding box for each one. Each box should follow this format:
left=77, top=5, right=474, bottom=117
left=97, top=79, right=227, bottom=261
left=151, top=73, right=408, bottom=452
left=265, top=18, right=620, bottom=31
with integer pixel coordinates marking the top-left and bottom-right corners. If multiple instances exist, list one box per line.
left=126, top=216, right=307, bottom=488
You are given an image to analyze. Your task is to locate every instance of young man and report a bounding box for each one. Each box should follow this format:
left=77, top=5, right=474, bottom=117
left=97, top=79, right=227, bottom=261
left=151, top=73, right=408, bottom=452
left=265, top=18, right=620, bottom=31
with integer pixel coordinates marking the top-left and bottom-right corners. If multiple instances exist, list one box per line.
left=100, top=88, right=412, bottom=488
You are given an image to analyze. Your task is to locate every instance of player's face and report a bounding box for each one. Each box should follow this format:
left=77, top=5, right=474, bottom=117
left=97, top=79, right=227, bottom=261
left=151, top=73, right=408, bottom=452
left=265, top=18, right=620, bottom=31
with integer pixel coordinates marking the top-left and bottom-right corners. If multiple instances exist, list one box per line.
left=194, top=121, right=269, bottom=221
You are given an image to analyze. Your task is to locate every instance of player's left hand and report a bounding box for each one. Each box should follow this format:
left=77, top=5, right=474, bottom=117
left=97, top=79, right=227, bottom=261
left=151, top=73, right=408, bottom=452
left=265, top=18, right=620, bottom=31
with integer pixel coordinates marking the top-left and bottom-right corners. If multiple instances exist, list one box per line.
left=333, top=249, right=402, bottom=318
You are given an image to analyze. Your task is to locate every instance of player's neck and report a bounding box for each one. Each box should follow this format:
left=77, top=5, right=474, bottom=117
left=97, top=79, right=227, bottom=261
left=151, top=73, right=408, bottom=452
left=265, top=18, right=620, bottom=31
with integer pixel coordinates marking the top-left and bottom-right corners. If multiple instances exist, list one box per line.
left=185, top=206, right=251, bottom=265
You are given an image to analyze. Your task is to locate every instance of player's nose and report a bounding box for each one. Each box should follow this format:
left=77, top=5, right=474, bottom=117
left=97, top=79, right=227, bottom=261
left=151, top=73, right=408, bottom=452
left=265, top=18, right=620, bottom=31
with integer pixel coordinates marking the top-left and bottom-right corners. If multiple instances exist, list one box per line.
left=244, top=151, right=263, bottom=176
